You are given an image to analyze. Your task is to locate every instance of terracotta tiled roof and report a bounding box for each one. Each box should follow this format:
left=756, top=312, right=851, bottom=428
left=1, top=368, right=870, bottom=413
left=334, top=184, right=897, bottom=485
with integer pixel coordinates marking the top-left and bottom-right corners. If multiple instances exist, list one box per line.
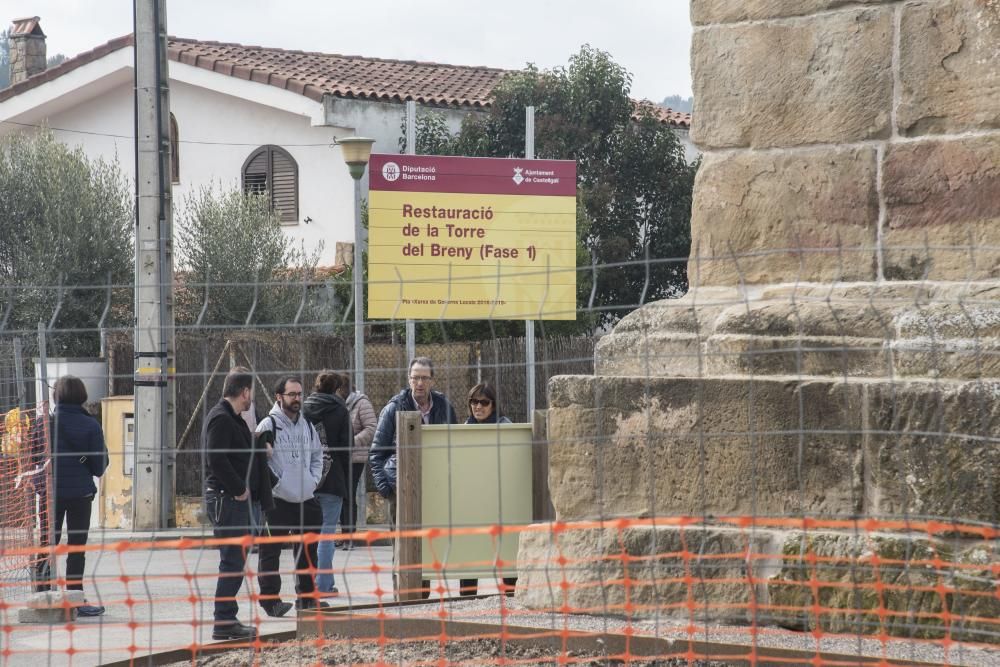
left=0, top=34, right=506, bottom=108
left=0, top=35, right=693, bottom=128
left=633, top=100, right=691, bottom=129
left=0, top=34, right=133, bottom=103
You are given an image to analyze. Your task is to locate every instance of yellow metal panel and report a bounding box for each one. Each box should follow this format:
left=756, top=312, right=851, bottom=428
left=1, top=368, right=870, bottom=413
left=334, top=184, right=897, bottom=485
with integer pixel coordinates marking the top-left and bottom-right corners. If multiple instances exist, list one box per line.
left=100, top=396, right=134, bottom=529
left=420, top=423, right=533, bottom=578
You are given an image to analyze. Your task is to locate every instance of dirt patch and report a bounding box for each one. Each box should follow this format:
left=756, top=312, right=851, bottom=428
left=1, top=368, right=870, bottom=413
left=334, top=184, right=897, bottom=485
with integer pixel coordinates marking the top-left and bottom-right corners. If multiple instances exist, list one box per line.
left=171, top=636, right=736, bottom=666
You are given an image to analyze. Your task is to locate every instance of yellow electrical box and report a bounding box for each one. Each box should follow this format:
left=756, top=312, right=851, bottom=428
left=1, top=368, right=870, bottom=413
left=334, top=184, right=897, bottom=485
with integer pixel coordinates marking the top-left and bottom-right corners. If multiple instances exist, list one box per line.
left=100, top=396, right=135, bottom=529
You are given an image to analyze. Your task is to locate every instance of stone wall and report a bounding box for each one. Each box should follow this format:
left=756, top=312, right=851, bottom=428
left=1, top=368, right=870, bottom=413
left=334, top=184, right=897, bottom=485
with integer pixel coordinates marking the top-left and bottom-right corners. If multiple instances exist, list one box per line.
left=689, top=0, right=1000, bottom=285
left=9, top=35, right=47, bottom=86
left=518, top=0, right=1000, bottom=643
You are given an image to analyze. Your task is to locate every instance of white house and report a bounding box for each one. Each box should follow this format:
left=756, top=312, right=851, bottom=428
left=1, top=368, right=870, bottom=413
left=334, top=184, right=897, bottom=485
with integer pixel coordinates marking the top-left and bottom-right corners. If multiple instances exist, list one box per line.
left=0, top=17, right=695, bottom=267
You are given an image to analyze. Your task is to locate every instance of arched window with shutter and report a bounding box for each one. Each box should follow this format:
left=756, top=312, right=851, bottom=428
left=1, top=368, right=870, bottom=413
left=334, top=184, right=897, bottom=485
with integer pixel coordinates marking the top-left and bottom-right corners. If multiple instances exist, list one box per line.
left=169, top=113, right=179, bottom=184
left=241, top=145, right=299, bottom=224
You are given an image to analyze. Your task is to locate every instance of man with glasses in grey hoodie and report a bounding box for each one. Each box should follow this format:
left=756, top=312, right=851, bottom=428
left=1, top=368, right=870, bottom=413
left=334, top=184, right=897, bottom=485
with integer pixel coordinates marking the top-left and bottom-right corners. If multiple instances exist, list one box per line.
left=254, top=376, right=328, bottom=616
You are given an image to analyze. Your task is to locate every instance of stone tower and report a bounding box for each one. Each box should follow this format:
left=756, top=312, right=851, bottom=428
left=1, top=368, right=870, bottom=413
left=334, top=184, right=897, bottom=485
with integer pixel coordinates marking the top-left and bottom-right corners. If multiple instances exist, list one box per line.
left=518, top=0, right=999, bottom=642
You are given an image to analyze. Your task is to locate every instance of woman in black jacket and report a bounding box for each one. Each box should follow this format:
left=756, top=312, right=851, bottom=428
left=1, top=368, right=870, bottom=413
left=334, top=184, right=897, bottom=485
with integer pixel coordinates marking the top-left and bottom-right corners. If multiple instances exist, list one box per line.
left=302, top=370, right=352, bottom=596
left=37, top=375, right=109, bottom=616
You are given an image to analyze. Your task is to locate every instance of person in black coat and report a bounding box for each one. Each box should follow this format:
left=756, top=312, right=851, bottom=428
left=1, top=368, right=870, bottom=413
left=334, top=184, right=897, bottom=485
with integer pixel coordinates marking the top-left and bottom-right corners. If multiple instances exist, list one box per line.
left=35, top=375, right=108, bottom=617
left=203, top=367, right=274, bottom=641
left=302, top=370, right=352, bottom=595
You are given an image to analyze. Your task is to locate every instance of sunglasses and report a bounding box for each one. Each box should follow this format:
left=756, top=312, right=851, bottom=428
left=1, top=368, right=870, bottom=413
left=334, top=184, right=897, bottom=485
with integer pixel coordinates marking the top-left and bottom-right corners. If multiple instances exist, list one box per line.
left=469, top=398, right=493, bottom=407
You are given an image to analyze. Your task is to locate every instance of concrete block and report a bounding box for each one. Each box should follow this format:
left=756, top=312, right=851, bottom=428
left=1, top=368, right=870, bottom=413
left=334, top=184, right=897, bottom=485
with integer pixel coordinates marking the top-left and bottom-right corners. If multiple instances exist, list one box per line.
left=18, top=607, right=77, bottom=624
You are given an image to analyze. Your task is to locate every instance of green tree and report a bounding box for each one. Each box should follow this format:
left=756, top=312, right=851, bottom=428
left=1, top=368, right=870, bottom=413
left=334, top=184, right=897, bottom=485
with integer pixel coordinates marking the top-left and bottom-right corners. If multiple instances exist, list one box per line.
left=175, top=187, right=342, bottom=328
left=0, top=130, right=133, bottom=355
left=401, top=45, right=697, bottom=334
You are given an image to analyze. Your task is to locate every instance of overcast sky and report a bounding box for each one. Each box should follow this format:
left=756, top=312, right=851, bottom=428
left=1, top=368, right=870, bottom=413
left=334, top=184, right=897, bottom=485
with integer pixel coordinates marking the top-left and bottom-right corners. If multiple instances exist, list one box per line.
left=6, top=0, right=692, bottom=101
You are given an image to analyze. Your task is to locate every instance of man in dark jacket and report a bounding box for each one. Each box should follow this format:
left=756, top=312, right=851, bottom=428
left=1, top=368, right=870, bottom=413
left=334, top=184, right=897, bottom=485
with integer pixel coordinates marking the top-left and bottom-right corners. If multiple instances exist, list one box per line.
left=369, top=357, right=458, bottom=504
left=204, top=367, right=273, bottom=641
left=302, top=370, right=352, bottom=595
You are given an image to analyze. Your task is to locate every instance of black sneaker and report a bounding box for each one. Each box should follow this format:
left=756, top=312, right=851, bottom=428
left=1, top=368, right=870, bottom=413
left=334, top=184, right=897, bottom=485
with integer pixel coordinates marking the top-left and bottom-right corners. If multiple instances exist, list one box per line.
left=77, top=604, right=106, bottom=617
left=212, top=621, right=258, bottom=641
left=261, top=601, right=292, bottom=618
left=295, top=598, right=332, bottom=612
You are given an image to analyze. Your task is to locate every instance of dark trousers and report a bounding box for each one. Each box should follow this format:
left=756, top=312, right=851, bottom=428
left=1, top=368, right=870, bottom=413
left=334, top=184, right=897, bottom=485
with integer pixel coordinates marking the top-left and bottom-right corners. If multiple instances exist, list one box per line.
left=258, top=497, right=322, bottom=606
left=36, top=495, right=93, bottom=592
left=208, top=493, right=259, bottom=622
left=339, top=462, right=366, bottom=535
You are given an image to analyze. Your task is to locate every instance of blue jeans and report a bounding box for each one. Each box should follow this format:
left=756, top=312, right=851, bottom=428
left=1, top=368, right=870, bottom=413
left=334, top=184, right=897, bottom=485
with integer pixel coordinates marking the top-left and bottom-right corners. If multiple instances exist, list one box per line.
left=314, top=493, right=343, bottom=592
left=207, top=493, right=262, bottom=622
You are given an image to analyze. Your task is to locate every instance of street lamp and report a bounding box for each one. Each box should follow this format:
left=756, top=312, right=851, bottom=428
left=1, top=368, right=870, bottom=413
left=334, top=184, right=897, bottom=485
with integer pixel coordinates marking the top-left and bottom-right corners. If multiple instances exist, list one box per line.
left=339, top=136, right=375, bottom=393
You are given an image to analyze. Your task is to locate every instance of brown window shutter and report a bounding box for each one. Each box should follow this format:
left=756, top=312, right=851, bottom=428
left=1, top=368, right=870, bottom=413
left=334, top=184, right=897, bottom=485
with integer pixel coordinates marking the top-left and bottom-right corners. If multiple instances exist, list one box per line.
left=270, top=149, right=298, bottom=223
left=243, top=149, right=268, bottom=196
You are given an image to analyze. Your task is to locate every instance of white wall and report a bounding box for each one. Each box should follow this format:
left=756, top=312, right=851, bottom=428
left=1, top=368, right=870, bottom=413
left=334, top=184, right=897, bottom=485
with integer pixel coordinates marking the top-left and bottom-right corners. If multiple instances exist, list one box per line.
left=32, top=358, right=108, bottom=406
left=44, top=80, right=359, bottom=267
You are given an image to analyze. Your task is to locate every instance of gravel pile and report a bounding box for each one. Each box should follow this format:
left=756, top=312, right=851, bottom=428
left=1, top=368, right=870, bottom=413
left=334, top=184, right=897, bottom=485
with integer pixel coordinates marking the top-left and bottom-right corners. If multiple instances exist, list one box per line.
left=351, top=597, right=1000, bottom=667
left=172, top=636, right=733, bottom=666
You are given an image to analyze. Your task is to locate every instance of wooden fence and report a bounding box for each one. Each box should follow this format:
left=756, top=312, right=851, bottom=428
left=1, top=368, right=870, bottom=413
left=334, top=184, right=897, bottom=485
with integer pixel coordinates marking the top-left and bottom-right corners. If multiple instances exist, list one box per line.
left=107, top=331, right=596, bottom=495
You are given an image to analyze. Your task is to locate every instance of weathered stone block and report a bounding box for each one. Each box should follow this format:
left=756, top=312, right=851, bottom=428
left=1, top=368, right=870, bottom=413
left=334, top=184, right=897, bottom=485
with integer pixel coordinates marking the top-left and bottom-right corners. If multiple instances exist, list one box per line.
left=691, top=0, right=893, bottom=24
left=596, top=287, right=740, bottom=377
left=26, top=590, right=85, bottom=609
left=690, top=149, right=879, bottom=285
left=864, top=381, right=1000, bottom=523
left=883, top=137, right=1000, bottom=282
left=546, top=376, right=863, bottom=521
left=517, top=525, right=768, bottom=623
left=767, top=532, right=1000, bottom=643
left=704, top=334, right=891, bottom=377
left=691, top=9, right=893, bottom=149
left=898, top=0, right=1000, bottom=136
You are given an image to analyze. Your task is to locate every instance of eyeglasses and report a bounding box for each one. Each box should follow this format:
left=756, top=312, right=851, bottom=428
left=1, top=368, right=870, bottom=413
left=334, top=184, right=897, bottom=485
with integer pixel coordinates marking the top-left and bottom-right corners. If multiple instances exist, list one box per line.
left=409, top=375, right=432, bottom=384
left=281, top=392, right=303, bottom=398
left=469, top=398, right=493, bottom=407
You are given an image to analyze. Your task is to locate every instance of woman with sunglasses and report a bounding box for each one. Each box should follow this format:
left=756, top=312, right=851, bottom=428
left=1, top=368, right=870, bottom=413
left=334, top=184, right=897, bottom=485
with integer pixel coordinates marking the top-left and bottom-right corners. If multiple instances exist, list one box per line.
left=461, top=382, right=516, bottom=596
left=465, top=382, right=511, bottom=426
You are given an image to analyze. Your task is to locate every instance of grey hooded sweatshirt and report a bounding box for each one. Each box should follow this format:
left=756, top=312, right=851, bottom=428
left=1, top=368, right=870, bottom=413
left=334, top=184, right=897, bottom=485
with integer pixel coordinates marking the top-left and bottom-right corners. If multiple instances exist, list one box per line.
left=255, top=402, right=323, bottom=503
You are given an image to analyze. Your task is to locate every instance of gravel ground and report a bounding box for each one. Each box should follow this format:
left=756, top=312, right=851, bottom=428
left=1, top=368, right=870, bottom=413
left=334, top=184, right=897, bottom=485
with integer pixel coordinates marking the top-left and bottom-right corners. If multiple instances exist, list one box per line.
left=340, top=596, right=1000, bottom=667
left=159, top=595, right=1000, bottom=666
left=168, top=636, right=734, bottom=666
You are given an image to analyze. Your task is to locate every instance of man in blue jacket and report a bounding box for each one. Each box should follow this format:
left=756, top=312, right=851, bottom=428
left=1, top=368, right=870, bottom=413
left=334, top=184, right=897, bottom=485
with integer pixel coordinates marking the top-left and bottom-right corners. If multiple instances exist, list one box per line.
left=368, top=357, right=458, bottom=513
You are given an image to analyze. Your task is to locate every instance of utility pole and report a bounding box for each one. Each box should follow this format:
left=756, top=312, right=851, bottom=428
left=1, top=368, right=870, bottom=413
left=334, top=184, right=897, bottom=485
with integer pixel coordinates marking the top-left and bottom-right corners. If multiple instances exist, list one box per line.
left=524, top=106, right=536, bottom=415
left=405, top=100, right=417, bottom=364
left=133, top=0, right=176, bottom=529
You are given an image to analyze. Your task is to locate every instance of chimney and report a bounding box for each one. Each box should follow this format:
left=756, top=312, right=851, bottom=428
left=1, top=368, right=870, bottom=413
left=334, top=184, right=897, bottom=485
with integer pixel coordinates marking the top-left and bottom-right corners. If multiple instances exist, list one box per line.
left=9, top=17, right=47, bottom=86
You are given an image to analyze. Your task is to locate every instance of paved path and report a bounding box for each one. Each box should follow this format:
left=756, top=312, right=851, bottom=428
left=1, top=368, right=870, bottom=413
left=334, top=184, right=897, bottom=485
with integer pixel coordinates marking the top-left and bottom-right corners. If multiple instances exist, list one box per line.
left=2, top=529, right=398, bottom=667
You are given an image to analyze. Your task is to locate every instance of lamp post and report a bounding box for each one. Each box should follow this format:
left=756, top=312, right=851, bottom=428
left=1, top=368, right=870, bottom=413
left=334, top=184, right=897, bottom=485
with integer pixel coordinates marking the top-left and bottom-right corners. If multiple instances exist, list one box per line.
left=339, top=137, right=376, bottom=393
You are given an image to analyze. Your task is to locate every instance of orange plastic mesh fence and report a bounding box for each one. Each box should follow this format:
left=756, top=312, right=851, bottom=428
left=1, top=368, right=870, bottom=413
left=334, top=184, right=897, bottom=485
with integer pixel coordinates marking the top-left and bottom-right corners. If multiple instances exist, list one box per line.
left=0, top=406, right=50, bottom=603
left=0, top=518, right=996, bottom=666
